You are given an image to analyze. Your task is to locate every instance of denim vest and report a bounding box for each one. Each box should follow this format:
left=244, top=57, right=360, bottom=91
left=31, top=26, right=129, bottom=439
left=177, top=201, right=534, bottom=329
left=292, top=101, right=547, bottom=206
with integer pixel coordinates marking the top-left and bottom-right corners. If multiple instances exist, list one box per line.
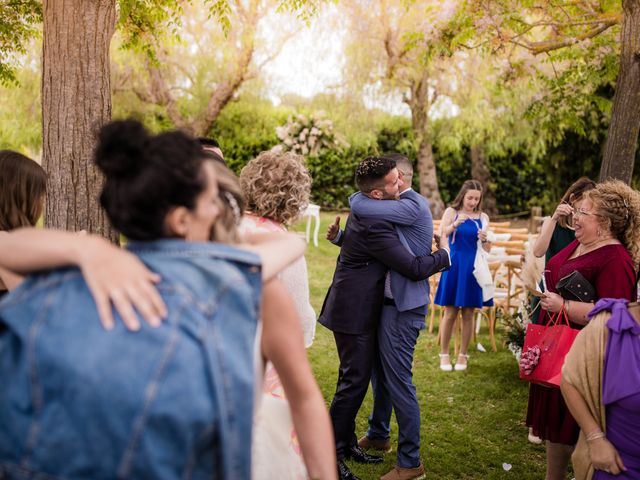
left=0, top=239, right=262, bottom=480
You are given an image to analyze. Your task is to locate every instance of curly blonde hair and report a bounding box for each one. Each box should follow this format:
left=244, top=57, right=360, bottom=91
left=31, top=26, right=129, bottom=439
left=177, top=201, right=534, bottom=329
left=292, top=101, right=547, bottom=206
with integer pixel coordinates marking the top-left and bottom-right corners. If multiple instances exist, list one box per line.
left=585, top=180, right=640, bottom=268
left=240, top=150, right=311, bottom=225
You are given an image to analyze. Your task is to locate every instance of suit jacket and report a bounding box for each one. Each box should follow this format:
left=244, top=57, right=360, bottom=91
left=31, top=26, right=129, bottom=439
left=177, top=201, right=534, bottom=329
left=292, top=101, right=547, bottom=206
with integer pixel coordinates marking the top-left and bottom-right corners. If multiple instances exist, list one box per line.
left=319, top=211, right=449, bottom=335
left=349, top=189, right=432, bottom=314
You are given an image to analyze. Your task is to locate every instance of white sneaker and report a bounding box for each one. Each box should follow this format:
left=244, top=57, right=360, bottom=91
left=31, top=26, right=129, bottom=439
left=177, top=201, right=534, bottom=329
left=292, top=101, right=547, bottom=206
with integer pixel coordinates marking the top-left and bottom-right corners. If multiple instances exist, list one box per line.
left=528, top=428, right=542, bottom=444
left=454, top=354, right=469, bottom=371
left=439, top=354, right=452, bottom=372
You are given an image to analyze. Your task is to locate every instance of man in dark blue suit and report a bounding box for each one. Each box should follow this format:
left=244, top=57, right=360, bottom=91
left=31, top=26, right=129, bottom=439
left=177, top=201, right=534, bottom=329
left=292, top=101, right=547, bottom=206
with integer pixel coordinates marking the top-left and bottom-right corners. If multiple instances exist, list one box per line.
left=348, top=153, right=433, bottom=480
left=319, top=156, right=450, bottom=480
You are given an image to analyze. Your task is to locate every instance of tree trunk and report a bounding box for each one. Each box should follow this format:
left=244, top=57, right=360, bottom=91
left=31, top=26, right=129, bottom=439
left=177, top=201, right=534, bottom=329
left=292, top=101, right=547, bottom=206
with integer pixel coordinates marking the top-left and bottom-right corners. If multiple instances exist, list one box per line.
left=42, top=0, right=118, bottom=241
left=416, top=138, right=445, bottom=218
left=409, top=72, right=445, bottom=218
left=470, top=145, right=498, bottom=217
left=599, top=0, right=640, bottom=184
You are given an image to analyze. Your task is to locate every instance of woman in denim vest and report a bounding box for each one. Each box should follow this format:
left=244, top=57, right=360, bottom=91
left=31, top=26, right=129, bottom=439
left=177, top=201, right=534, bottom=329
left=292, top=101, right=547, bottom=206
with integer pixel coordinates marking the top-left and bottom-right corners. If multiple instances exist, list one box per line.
left=0, top=120, right=335, bottom=480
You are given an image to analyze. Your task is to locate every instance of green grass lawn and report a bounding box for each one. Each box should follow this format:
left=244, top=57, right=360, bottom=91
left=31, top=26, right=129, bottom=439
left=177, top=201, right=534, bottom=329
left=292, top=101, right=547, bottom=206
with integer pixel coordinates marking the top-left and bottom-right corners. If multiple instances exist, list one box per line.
left=291, top=212, right=546, bottom=479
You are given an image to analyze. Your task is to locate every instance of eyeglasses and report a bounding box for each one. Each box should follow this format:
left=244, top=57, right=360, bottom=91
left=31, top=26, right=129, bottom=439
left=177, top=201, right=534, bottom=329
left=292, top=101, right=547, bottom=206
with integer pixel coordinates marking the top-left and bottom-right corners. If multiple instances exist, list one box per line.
left=573, top=208, right=602, bottom=218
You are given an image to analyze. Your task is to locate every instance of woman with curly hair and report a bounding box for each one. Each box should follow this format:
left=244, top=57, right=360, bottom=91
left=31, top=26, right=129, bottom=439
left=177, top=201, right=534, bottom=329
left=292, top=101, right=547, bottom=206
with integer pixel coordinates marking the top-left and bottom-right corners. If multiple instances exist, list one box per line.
left=530, top=180, right=639, bottom=480
left=239, top=150, right=317, bottom=480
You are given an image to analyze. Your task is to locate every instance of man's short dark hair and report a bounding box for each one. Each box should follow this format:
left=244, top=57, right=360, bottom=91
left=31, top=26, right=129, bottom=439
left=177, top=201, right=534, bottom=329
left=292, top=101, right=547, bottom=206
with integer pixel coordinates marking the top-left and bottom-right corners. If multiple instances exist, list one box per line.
left=198, top=137, right=220, bottom=149
left=355, top=156, right=397, bottom=193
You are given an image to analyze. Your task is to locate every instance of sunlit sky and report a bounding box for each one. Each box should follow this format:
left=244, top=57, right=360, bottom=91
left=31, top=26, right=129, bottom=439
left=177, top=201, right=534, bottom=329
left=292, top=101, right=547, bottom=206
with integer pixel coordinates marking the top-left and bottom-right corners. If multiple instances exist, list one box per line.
left=261, top=4, right=457, bottom=119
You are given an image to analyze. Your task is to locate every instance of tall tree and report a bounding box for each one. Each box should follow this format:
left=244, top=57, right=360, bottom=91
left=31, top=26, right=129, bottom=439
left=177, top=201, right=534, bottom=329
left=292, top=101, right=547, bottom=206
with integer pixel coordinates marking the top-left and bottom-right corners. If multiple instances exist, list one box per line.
left=436, top=50, right=548, bottom=216
left=42, top=0, right=118, bottom=239
left=458, top=0, right=639, bottom=183
left=600, top=0, right=640, bottom=182
left=114, top=1, right=300, bottom=136
left=1, top=0, right=316, bottom=238
left=343, top=0, right=459, bottom=217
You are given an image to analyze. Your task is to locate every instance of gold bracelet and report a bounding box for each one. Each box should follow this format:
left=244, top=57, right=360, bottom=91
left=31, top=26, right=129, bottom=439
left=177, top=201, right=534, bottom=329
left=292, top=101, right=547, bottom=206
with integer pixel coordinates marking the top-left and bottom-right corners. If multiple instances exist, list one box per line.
left=564, top=299, right=571, bottom=314
left=586, top=430, right=606, bottom=442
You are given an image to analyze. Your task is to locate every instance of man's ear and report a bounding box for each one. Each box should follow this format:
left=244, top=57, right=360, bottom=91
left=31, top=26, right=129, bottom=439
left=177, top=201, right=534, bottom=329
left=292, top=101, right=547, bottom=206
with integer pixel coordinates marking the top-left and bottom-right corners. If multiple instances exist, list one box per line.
left=165, top=206, right=190, bottom=238
left=369, top=189, right=383, bottom=200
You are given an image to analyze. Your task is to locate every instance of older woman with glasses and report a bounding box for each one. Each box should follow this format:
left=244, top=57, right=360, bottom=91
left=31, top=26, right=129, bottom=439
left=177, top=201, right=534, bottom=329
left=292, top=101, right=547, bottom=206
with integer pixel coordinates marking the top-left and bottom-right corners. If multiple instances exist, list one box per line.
left=528, top=181, right=639, bottom=480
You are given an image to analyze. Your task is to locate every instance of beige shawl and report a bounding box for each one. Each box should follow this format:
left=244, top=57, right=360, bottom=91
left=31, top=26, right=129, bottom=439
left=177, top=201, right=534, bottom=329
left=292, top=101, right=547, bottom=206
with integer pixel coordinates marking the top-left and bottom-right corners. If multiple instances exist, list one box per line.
left=561, top=312, right=609, bottom=480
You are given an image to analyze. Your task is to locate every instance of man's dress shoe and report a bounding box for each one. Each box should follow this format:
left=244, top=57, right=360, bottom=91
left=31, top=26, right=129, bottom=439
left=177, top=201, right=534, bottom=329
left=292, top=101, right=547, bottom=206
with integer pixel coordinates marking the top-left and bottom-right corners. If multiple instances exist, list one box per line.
left=346, top=445, right=384, bottom=464
left=338, top=460, right=362, bottom=480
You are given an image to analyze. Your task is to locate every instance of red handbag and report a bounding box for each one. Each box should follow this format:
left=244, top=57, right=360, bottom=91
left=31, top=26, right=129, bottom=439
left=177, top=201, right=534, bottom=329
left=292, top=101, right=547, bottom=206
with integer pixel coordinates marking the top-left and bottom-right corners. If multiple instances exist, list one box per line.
left=519, top=306, right=579, bottom=388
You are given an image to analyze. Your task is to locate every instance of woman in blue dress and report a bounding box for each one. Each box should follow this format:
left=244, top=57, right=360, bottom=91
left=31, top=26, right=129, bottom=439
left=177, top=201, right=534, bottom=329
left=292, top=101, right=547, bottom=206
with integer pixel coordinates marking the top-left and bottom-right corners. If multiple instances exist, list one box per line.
left=434, top=179, right=492, bottom=371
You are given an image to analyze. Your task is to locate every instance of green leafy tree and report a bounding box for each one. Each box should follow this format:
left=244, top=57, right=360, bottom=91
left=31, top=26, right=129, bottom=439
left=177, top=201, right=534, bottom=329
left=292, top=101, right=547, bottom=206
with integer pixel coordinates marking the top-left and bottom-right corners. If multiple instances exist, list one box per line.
left=0, top=0, right=318, bottom=238
left=342, top=0, right=461, bottom=217
left=113, top=1, right=304, bottom=137
left=455, top=0, right=640, bottom=184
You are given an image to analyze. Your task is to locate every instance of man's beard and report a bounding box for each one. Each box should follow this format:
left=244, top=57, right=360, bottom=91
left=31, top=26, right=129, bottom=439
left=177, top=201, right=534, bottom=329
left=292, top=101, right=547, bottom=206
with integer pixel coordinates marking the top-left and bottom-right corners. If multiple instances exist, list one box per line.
left=381, top=190, right=399, bottom=200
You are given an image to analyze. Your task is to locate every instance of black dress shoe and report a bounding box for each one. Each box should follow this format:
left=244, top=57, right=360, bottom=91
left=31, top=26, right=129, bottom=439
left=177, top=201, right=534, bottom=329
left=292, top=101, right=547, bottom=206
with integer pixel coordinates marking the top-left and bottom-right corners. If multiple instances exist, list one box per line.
left=338, top=460, right=362, bottom=480
left=346, top=445, right=384, bottom=464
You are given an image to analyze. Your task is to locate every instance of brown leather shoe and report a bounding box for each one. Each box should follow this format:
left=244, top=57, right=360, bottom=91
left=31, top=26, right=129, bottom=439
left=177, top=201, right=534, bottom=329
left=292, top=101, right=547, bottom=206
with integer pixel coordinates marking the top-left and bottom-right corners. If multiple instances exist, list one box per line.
left=357, top=435, right=392, bottom=453
left=380, top=462, right=425, bottom=480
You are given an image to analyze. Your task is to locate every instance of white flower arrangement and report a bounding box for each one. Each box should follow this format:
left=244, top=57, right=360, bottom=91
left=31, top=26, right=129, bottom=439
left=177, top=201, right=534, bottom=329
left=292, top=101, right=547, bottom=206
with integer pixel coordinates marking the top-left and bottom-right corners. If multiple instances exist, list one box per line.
left=500, top=301, right=536, bottom=363
left=276, top=111, right=348, bottom=157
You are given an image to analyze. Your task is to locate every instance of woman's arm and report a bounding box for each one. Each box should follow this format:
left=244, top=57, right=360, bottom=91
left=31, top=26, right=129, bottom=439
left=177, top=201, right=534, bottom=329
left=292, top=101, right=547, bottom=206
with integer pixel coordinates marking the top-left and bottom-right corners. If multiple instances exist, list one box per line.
left=440, top=207, right=464, bottom=238
left=0, top=265, right=23, bottom=291
left=349, top=191, right=421, bottom=225
left=539, top=292, right=593, bottom=325
left=240, top=231, right=306, bottom=281
left=479, top=212, right=491, bottom=253
left=0, top=229, right=166, bottom=330
left=532, top=203, right=573, bottom=257
left=561, top=379, right=627, bottom=475
left=261, top=279, right=337, bottom=480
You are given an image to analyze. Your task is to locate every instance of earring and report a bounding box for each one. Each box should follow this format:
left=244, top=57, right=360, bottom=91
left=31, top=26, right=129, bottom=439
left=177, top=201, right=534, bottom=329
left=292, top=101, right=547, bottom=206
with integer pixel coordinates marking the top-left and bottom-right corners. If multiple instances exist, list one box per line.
left=597, top=228, right=602, bottom=237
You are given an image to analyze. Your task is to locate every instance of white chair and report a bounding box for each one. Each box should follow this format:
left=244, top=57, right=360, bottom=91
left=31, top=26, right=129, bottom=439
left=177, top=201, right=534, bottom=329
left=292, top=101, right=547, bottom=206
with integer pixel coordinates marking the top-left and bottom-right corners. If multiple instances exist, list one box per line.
left=302, top=203, right=321, bottom=247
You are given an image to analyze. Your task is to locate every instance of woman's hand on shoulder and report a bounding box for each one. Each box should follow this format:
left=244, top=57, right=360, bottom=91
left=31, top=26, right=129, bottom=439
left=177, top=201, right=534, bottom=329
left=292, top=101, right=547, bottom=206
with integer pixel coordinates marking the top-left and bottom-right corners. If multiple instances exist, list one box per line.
left=79, top=236, right=167, bottom=331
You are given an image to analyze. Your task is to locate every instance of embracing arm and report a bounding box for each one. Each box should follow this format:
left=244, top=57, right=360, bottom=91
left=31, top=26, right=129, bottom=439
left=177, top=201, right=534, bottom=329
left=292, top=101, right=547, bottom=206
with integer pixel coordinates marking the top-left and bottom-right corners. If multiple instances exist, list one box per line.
left=367, top=222, right=450, bottom=281
left=240, top=231, right=306, bottom=281
left=261, top=279, right=337, bottom=480
left=349, top=192, right=422, bottom=225
left=0, top=228, right=166, bottom=330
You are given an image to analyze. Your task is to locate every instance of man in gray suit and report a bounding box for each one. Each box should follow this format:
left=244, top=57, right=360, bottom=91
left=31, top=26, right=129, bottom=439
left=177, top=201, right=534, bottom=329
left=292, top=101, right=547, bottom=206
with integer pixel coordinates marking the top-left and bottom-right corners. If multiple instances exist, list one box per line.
left=328, top=153, right=434, bottom=480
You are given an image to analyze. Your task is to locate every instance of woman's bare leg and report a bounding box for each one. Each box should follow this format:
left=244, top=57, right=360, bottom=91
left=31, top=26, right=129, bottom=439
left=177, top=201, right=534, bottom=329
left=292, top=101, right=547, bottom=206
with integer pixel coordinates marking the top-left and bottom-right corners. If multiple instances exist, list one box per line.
left=545, top=441, right=573, bottom=480
left=439, top=306, right=459, bottom=368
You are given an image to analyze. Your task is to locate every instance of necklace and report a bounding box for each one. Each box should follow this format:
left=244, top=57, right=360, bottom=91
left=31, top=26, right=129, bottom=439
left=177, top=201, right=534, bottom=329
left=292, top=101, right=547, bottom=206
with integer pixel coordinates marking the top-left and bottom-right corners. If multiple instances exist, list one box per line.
left=577, top=237, right=615, bottom=256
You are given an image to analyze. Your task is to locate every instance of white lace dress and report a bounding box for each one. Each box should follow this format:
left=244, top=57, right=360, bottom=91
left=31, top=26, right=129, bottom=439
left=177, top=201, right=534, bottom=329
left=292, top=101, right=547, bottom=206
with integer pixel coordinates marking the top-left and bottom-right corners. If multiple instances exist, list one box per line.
left=240, top=214, right=316, bottom=480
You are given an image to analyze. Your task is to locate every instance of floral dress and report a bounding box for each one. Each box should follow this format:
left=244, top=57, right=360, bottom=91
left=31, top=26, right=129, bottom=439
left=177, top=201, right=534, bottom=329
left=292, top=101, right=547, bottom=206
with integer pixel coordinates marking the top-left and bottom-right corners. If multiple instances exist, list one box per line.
left=240, top=214, right=316, bottom=480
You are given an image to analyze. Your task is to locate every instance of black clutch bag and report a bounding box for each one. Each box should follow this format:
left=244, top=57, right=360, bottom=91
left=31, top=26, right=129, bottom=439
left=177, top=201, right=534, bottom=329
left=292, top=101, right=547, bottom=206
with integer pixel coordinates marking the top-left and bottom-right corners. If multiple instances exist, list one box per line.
left=556, top=270, right=596, bottom=302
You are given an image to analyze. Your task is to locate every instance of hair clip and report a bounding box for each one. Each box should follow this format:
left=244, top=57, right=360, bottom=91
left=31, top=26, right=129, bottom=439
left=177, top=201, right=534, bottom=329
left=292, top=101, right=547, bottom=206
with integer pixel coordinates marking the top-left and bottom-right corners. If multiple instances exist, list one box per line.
left=224, top=191, right=242, bottom=225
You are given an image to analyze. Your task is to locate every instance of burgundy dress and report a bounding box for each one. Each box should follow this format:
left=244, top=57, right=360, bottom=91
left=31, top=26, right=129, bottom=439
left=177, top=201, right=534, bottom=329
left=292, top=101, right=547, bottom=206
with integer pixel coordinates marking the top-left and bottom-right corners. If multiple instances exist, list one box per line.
left=526, top=240, right=636, bottom=444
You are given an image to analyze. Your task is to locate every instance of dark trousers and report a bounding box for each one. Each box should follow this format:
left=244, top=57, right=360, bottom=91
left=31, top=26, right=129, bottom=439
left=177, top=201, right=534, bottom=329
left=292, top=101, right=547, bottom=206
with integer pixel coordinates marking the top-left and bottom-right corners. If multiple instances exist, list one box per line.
left=330, top=329, right=377, bottom=460
left=367, top=304, right=423, bottom=468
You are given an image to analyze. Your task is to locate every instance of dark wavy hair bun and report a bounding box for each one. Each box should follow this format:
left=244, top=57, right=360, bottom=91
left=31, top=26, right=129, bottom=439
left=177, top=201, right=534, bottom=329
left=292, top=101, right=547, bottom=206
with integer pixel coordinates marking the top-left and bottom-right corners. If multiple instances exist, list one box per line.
left=94, top=119, right=149, bottom=178
left=95, top=119, right=208, bottom=240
